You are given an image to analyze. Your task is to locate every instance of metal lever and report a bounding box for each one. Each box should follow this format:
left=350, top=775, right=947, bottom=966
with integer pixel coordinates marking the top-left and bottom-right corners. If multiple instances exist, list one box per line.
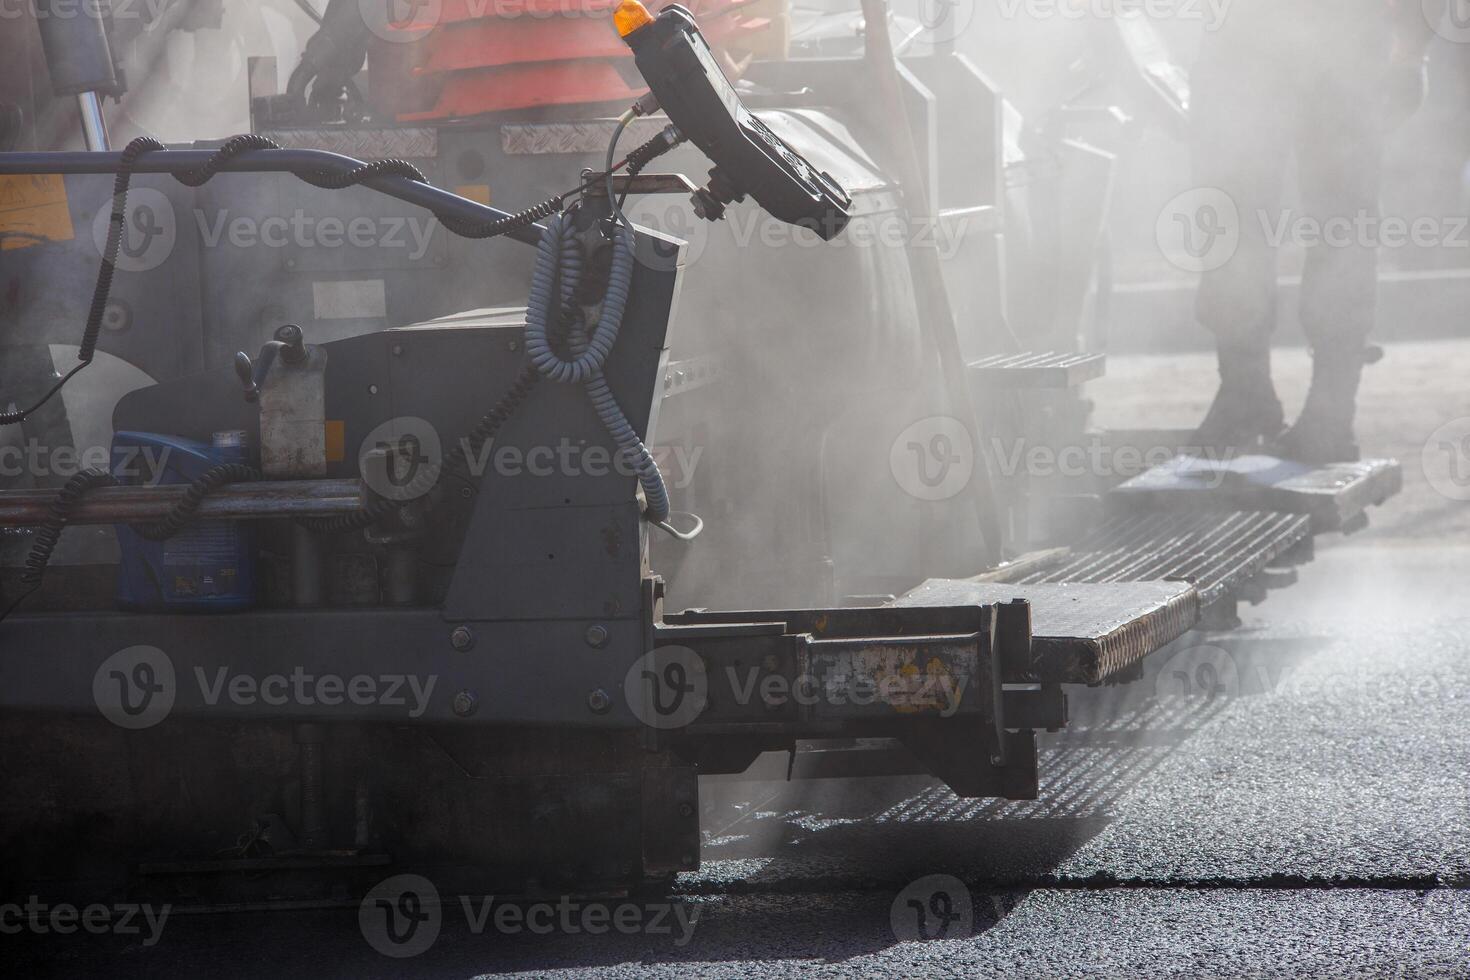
left=580, top=171, right=731, bottom=222
left=235, top=323, right=308, bottom=403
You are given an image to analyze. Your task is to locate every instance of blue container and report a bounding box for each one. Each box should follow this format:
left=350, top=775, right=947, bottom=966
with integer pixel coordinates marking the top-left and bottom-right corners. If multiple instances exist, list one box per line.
left=113, top=430, right=255, bottom=612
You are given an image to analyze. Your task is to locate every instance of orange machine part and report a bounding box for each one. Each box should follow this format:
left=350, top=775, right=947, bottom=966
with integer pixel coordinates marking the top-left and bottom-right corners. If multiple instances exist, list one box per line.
left=370, top=0, right=776, bottom=121
left=401, top=60, right=645, bottom=118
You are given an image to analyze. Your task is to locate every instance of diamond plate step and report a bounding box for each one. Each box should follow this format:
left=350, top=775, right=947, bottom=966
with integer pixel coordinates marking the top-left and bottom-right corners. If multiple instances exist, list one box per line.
left=1107, top=454, right=1401, bottom=532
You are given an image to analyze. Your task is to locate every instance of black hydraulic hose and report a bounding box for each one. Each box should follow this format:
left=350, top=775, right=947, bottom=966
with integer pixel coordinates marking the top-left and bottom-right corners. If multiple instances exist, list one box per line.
left=0, top=134, right=571, bottom=552
left=285, top=60, right=315, bottom=104
left=287, top=0, right=371, bottom=113
left=0, top=147, right=553, bottom=246
left=0, top=120, right=677, bottom=545
left=0, top=135, right=573, bottom=428
left=171, top=133, right=429, bottom=190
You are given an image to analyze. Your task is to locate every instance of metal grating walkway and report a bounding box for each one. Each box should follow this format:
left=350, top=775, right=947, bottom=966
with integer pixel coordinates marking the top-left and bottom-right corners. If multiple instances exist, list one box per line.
left=1017, top=510, right=1311, bottom=607
left=968, top=351, right=1107, bottom=388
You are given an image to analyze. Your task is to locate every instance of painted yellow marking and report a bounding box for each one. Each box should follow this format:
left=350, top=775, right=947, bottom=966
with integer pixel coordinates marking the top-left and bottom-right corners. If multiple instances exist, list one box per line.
left=325, top=420, right=346, bottom=463
left=454, top=184, right=491, bottom=206
left=0, top=175, right=74, bottom=250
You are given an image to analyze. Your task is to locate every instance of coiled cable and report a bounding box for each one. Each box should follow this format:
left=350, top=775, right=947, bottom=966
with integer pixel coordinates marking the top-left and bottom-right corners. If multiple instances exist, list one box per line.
left=0, top=137, right=165, bottom=426
left=305, top=121, right=692, bottom=531
left=0, top=463, right=264, bottom=621
left=0, top=469, right=117, bottom=623
left=3, top=120, right=692, bottom=552
left=524, top=212, right=671, bottom=524
left=132, top=463, right=260, bottom=541
left=0, top=133, right=588, bottom=426
left=172, top=133, right=429, bottom=191
left=438, top=196, right=568, bottom=240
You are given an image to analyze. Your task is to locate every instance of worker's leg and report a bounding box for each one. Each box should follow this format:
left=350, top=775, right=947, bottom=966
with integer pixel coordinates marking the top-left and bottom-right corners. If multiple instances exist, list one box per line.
left=1275, top=60, right=1391, bottom=462
left=1188, top=39, right=1294, bottom=451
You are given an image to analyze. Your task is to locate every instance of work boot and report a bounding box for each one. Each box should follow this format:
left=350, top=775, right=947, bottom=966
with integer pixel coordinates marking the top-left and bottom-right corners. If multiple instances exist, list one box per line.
left=1272, top=346, right=1373, bottom=463
left=1190, top=343, right=1285, bottom=454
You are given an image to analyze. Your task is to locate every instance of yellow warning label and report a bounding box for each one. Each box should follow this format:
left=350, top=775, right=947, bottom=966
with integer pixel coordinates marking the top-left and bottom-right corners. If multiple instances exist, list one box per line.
left=454, top=184, right=491, bottom=206
left=325, top=420, right=346, bottom=464
left=0, top=174, right=74, bottom=251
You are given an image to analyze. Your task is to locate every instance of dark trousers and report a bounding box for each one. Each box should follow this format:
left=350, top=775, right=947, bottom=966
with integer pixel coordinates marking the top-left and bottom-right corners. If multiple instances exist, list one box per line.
left=1190, top=25, right=1391, bottom=353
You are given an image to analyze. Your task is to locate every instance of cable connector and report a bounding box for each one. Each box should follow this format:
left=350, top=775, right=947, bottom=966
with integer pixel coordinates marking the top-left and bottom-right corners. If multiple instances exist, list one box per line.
left=631, top=92, right=661, bottom=117
left=624, top=124, right=685, bottom=182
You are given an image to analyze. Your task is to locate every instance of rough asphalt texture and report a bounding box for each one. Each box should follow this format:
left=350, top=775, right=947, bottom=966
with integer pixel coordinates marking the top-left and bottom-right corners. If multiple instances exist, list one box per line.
left=11, top=340, right=1470, bottom=977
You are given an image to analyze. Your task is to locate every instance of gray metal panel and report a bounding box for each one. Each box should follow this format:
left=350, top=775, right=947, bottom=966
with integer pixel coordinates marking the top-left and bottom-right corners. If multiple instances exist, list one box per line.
left=0, top=609, right=653, bottom=727
left=443, top=224, right=683, bottom=624
left=456, top=502, right=647, bottom=622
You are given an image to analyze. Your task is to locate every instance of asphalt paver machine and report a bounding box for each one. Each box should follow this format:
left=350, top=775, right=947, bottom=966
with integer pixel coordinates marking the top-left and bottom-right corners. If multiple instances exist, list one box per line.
left=0, top=1, right=1398, bottom=905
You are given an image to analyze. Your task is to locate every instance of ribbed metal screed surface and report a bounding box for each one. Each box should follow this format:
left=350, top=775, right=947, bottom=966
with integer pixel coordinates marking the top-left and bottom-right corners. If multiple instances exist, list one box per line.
left=1019, top=510, right=1310, bottom=606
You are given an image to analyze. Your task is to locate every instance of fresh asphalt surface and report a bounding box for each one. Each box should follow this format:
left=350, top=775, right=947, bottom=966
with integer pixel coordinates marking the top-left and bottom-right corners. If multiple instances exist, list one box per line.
left=12, top=341, right=1470, bottom=977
